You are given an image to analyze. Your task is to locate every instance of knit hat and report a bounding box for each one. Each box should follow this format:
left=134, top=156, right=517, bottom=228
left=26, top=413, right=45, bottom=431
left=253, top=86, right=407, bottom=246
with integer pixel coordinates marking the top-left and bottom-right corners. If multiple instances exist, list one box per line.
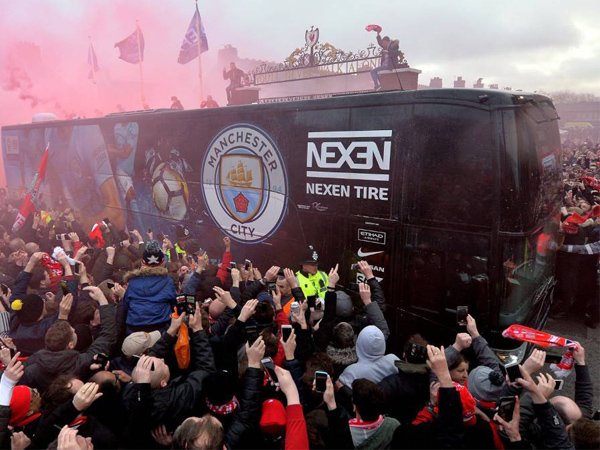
left=142, top=240, right=164, bottom=266
left=467, top=366, right=506, bottom=402
left=121, top=331, right=162, bottom=357
left=302, top=245, right=319, bottom=264
left=11, top=294, right=44, bottom=323
left=335, top=291, right=353, bottom=318
left=9, top=386, right=41, bottom=427
left=260, top=399, right=286, bottom=436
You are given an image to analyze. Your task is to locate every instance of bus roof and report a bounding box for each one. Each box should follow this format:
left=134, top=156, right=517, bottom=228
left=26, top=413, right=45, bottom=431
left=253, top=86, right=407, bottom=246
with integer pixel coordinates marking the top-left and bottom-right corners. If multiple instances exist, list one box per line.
left=1, top=88, right=552, bottom=131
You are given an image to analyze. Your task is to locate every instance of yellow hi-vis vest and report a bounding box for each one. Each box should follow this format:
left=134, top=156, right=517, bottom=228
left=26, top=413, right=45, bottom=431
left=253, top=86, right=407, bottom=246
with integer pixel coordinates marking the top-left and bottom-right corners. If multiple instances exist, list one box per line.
left=296, top=270, right=328, bottom=299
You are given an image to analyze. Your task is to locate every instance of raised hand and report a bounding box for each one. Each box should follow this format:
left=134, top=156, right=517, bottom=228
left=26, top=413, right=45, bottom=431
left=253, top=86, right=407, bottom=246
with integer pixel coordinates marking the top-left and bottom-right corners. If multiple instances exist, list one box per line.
left=357, top=260, right=374, bottom=279
left=3, top=352, right=24, bottom=383
left=83, top=286, right=108, bottom=305
left=132, top=355, right=154, bottom=384
left=72, top=382, right=103, bottom=412
left=58, top=293, right=74, bottom=320
left=246, top=336, right=266, bottom=369
left=452, top=332, right=473, bottom=352
left=283, top=268, right=298, bottom=289
left=328, top=264, right=340, bottom=288
left=358, top=282, right=371, bottom=305
left=239, top=299, right=258, bottom=323
left=522, top=348, right=546, bottom=375
left=187, top=302, right=203, bottom=333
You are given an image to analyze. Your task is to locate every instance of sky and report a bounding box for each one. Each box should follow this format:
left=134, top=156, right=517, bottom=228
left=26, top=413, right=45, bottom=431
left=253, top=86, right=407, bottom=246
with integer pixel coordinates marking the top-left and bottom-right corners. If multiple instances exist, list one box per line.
left=1, top=0, right=599, bottom=130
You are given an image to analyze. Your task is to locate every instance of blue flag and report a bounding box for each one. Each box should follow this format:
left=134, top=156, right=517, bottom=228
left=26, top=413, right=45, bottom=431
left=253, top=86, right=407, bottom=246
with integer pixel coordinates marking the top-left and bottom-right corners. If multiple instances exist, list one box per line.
left=178, top=5, right=208, bottom=64
left=115, top=26, right=144, bottom=64
left=88, top=43, right=99, bottom=79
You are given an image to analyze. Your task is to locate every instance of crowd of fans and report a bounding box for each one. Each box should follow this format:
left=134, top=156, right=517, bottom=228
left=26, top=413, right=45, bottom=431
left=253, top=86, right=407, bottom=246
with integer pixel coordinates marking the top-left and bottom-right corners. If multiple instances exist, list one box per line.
left=554, top=139, right=600, bottom=329
left=0, top=139, right=596, bottom=449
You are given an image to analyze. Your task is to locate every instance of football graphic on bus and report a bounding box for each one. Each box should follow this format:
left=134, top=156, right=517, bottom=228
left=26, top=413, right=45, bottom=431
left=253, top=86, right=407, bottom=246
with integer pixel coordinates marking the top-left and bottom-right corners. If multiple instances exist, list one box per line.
left=151, top=162, right=189, bottom=220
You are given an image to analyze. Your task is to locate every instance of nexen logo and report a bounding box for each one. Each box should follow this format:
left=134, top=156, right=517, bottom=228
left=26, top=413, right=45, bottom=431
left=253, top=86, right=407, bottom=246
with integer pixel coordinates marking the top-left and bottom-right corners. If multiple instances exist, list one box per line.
left=306, top=130, right=392, bottom=182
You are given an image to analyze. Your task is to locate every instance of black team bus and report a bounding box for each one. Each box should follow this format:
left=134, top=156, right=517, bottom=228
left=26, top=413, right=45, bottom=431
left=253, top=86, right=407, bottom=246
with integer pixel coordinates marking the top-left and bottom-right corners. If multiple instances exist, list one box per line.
left=1, top=89, right=563, bottom=359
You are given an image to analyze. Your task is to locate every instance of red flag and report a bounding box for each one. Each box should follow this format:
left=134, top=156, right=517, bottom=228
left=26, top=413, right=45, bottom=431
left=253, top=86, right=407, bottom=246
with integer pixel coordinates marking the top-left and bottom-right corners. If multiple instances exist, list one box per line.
left=581, top=176, right=600, bottom=190
left=502, top=324, right=576, bottom=348
left=365, top=24, right=382, bottom=33
left=12, top=144, right=49, bottom=233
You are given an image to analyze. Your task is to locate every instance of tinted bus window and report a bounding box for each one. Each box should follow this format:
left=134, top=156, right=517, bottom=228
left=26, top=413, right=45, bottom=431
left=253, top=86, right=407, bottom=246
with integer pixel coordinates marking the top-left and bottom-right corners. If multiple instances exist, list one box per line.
left=403, top=227, right=489, bottom=314
left=501, top=104, right=562, bottom=231
left=406, top=104, right=494, bottom=227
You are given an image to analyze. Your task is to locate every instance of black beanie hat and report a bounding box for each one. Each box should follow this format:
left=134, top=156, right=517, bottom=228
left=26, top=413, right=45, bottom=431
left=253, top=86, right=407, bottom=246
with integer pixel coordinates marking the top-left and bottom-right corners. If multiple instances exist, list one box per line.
left=11, top=294, right=44, bottom=323
left=143, top=240, right=164, bottom=266
left=205, top=370, right=237, bottom=406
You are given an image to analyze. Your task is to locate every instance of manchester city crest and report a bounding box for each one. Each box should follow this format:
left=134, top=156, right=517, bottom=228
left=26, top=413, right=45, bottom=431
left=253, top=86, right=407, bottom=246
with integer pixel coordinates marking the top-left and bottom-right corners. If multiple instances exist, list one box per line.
left=201, top=124, right=288, bottom=244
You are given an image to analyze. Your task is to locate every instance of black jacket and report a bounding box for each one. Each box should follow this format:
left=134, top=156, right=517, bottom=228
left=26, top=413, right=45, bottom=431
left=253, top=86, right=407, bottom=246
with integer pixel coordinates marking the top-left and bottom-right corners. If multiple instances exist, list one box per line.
left=122, top=328, right=215, bottom=430
left=224, top=367, right=263, bottom=449
left=21, top=304, right=117, bottom=392
left=379, top=367, right=430, bottom=425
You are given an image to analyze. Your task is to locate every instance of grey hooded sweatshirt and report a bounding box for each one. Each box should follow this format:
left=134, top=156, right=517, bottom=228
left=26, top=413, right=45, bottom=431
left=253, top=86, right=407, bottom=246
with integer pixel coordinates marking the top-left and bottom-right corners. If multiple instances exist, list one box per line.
left=338, top=325, right=399, bottom=388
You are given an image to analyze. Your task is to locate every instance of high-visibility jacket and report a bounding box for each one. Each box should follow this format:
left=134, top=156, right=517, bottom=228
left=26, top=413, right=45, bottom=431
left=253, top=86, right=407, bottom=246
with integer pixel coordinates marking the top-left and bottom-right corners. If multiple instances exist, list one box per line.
left=296, top=270, right=328, bottom=299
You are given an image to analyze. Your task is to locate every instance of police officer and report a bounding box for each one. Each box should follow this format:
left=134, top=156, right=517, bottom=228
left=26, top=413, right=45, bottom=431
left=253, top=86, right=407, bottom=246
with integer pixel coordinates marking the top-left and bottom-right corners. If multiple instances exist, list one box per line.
left=296, top=244, right=328, bottom=300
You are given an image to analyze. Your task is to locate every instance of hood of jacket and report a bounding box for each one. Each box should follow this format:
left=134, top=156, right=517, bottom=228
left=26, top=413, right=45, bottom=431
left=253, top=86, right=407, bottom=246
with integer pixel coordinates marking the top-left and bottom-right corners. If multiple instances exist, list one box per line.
left=326, top=345, right=358, bottom=366
left=356, top=325, right=386, bottom=361
left=25, top=349, right=85, bottom=382
left=123, top=266, right=168, bottom=283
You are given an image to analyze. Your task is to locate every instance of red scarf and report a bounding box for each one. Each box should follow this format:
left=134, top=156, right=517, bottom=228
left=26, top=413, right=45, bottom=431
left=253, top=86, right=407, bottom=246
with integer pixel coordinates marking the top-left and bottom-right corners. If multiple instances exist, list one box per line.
left=205, top=396, right=239, bottom=416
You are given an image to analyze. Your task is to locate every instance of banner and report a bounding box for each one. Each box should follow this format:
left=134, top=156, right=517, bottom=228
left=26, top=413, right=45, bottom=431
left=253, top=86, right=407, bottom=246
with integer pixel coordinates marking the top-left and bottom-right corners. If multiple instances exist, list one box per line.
left=13, top=144, right=49, bottom=232
left=178, top=5, right=208, bottom=64
left=115, top=26, right=144, bottom=64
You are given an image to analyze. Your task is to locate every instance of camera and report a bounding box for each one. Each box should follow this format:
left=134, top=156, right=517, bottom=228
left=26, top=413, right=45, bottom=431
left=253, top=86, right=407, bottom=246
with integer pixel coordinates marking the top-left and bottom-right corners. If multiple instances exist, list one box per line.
left=281, top=324, right=292, bottom=342
left=244, top=259, right=252, bottom=270
left=350, top=263, right=359, bottom=271
left=406, top=342, right=428, bottom=364
left=60, top=280, right=70, bottom=296
left=227, top=261, right=237, bottom=273
left=246, top=325, right=259, bottom=345
left=456, top=306, right=468, bottom=326
left=176, top=295, right=196, bottom=316
left=315, top=371, right=328, bottom=393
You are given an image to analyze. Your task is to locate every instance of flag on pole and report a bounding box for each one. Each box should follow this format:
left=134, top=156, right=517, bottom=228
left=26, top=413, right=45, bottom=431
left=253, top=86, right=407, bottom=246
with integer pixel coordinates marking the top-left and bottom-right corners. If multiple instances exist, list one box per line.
left=88, top=43, right=99, bottom=79
left=115, top=26, right=144, bottom=64
left=13, top=145, right=49, bottom=233
left=178, top=4, right=208, bottom=64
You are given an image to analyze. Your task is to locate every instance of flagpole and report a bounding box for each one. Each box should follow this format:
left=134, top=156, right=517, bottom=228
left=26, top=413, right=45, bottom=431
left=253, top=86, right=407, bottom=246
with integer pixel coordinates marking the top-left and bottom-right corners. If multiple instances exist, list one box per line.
left=136, top=20, right=146, bottom=108
left=88, top=36, right=96, bottom=85
left=196, top=0, right=204, bottom=106
left=88, top=36, right=100, bottom=111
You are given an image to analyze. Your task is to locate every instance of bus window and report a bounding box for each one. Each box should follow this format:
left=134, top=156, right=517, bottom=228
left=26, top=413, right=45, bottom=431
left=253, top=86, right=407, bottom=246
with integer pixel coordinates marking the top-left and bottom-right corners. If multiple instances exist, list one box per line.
left=501, top=104, right=562, bottom=231
left=499, top=221, right=560, bottom=328
left=406, top=104, right=494, bottom=227
left=404, top=227, right=489, bottom=315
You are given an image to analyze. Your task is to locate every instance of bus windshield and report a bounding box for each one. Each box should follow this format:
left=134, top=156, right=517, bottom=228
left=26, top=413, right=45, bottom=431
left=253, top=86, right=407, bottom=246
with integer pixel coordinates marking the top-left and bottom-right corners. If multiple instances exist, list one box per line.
left=499, top=100, right=562, bottom=328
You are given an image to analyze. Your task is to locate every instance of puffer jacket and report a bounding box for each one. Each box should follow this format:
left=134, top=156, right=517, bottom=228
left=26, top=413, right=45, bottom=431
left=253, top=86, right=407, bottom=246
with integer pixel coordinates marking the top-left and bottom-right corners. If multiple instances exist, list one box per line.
left=122, top=266, right=176, bottom=328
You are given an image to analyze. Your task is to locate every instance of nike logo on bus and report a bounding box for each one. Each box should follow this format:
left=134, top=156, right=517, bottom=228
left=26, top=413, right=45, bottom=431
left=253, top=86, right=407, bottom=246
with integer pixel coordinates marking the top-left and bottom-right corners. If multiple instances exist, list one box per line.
left=357, top=248, right=384, bottom=258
